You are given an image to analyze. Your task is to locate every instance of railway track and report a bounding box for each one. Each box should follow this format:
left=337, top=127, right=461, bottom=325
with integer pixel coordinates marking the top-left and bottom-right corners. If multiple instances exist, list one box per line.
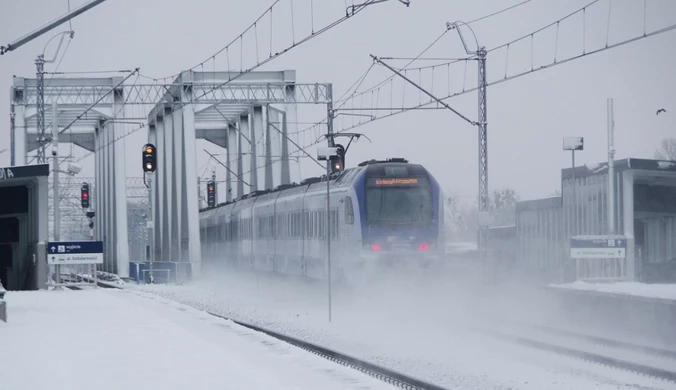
left=61, top=280, right=445, bottom=389
left=476, top=324, right=676, bottom=383
left=59, top=277, right=676, bottom=386
left=207, top=311, right=448, bottom=390
left=521, top=323, right=676, bottom=360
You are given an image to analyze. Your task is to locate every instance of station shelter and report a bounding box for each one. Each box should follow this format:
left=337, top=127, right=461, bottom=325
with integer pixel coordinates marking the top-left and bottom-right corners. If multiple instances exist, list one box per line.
left=0, top=164, right=50, bottom=290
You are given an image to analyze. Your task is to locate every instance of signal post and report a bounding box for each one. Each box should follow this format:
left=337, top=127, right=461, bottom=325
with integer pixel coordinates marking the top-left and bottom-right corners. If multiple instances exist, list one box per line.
left=142, top=143, right=157, bottom=283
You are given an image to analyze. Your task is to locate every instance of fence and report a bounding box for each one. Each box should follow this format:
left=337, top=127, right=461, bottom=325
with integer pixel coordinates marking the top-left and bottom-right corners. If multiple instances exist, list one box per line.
left=575, top=257, right=626, bottom=282
left=49, top=263, right=99, bottom=288
left=129, top=261, right=192, bottom=284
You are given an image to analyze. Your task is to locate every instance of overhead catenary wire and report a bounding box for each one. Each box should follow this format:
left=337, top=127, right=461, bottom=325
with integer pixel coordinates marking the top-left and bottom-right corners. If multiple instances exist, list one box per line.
left=141, top=0, right=403, bottom=84
left=333, top=0, right=676, bottom=136
left=287, top=0, right=535, bottom=142
left=488, top=0, right=601, bottom=53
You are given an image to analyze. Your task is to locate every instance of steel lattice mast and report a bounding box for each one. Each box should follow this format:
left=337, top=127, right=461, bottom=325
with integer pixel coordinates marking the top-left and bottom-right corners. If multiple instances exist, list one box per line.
left=477, top=47, right=488, bottom=250
left=35, top=55, right=46, bottom=164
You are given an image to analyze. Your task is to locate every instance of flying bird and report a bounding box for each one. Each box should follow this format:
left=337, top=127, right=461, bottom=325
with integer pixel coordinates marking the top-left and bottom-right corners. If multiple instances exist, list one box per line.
left=656, top=108, right=666, bottom=115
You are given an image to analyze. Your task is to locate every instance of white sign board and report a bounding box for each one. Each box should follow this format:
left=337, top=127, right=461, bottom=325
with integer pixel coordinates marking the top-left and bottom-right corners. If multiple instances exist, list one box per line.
left=47, top=241, right=104, bottom=265
left=563, top=137, right=584, bottom=151
left=570, top=247, right=626, bottom=259
left=570, top=236, right=626, bottom=259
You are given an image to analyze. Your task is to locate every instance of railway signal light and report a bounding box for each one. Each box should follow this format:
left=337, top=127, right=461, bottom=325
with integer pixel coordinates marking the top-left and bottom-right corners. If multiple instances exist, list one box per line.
left=331, top=144, right=345, bottom=173
left=81, top=182, right=90, bottom=209
left=142, top=143, right=157, bottom=173
left=207, top=180, right=216, bottom=208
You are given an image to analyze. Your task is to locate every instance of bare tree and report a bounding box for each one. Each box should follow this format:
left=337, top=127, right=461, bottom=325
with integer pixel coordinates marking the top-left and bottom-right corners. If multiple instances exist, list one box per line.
left=490, top=188, right=520, bottom=226
left=655, top=138, right=676, bottom=161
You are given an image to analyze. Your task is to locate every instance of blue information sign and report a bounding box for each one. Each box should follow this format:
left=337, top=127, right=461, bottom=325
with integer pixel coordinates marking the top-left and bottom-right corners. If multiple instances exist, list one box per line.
left=570, top=237, right=626, bottom=249
left=570, top=236, right=626, bottom=259
left=47, top=241, right=104, bottom=265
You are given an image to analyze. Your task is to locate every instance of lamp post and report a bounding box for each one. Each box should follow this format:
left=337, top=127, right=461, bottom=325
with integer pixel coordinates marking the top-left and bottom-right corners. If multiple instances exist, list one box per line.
left=317, top=146, right=337, bottom=322
left=563, top=137, right=584, bottom=234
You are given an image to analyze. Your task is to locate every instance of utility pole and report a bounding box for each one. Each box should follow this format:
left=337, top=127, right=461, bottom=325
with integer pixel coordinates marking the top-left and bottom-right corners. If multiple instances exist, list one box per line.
left=36, top=55, right=46, bottom=163
left=51, top=101, right=60, bottom=285
left=607, top=98, right=616, bottom=234
left=316, top=91, right=336, bottom=322
left=476, top=47, right=489, bottom=251
left=36, top=30, right=74, bottom=163
left=326, top=98, right=334, bottom=323
left=147, top=173, right=155, bottom=281
left=446, top=21, right=490, bottom=251
left=142, top=143, right=157, bottom=283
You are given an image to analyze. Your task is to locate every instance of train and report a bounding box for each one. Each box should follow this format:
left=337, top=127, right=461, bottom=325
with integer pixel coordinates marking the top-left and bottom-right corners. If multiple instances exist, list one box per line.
left=198, top=157, right=445, bottom=282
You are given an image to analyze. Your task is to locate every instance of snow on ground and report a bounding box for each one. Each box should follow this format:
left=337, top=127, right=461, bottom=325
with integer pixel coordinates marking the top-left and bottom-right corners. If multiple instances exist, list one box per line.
left=129, top=265, right=674, bottom=390
left=0, top=288, right=403, bottom=390
left=550, top=280, right=676, bottom=301
left=446, top=241, right=478, bottom=253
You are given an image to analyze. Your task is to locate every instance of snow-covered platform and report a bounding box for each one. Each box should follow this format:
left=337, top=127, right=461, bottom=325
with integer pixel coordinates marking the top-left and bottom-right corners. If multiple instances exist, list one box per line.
left=0, top=288, right=397, bottom=390
left=549, top=281, right=676, bottom=302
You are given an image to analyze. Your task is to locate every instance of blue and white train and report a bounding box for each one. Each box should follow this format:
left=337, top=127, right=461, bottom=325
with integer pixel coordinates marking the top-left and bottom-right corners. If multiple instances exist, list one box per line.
left=198, top=158, right=445, bottom=281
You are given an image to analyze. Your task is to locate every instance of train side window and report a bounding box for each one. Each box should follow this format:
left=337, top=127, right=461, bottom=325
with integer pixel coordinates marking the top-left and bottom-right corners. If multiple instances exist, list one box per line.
left=345, top=197, right=354, bottom=225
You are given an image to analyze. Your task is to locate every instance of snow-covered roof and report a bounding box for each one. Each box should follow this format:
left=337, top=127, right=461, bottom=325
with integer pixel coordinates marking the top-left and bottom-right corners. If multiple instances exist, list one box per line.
left=561, top=158, right=676, bottom=180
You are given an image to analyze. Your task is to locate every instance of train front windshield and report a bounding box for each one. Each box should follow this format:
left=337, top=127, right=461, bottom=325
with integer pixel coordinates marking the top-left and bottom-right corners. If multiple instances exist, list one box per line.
left=365, top=176, right=434, bottom=227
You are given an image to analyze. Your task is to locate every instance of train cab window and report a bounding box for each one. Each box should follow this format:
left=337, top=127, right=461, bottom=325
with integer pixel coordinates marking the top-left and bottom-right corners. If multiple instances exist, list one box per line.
left=365, top=176, right=434, bottom=227
left=344, top=196, right=354, bottom=225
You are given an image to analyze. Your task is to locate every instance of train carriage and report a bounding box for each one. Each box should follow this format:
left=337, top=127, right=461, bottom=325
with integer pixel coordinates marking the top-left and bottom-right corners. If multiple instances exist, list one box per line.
left=199, top=158, right=445, bottom=281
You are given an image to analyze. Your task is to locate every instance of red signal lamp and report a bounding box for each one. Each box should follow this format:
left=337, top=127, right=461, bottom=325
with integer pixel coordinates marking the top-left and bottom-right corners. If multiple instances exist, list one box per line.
left=418, top=242, right=429, bottom=251
left=371, top=243, right=382, bottom=251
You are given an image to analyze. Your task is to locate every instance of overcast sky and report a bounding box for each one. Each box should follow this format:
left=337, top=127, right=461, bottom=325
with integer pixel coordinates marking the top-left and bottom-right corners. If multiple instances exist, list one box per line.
left=1, top=0, right=674, bottom=204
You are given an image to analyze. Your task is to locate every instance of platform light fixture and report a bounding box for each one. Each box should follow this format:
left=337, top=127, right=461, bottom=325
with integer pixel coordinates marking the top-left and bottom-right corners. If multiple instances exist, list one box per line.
left=316, top=145, right=338, bottom=323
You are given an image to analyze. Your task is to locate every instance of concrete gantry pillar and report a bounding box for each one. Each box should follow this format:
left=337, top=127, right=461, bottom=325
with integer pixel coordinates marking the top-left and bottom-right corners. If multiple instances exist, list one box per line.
left=93, top=85, right=130, bottom=277
left=179, top=83, right=201, bottom=276
left=226, top=124, right=238, bottom=200
left=169, top=105, right=180, bottom=263
left=225, top=125, right=233, bottom=202
left=284, top=83, right=301, bottom=184
left=162, top=106, right=174, bottom=262
left=147, top=123, right=159, bottom=260
left=239, top=112, right=252, bottom=194
left=94, top=123, right=102, bottom=244
left=264, top=106, right=274, bottom=190
left=104, top=110, right=114, bottom=273
left=111, top=88, right=130, bottom=277
left=268, top=106, right=291, bottom=187
left=251, top=105, right=265, bottom=191
left=154, top=114, right=165, bottom=263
